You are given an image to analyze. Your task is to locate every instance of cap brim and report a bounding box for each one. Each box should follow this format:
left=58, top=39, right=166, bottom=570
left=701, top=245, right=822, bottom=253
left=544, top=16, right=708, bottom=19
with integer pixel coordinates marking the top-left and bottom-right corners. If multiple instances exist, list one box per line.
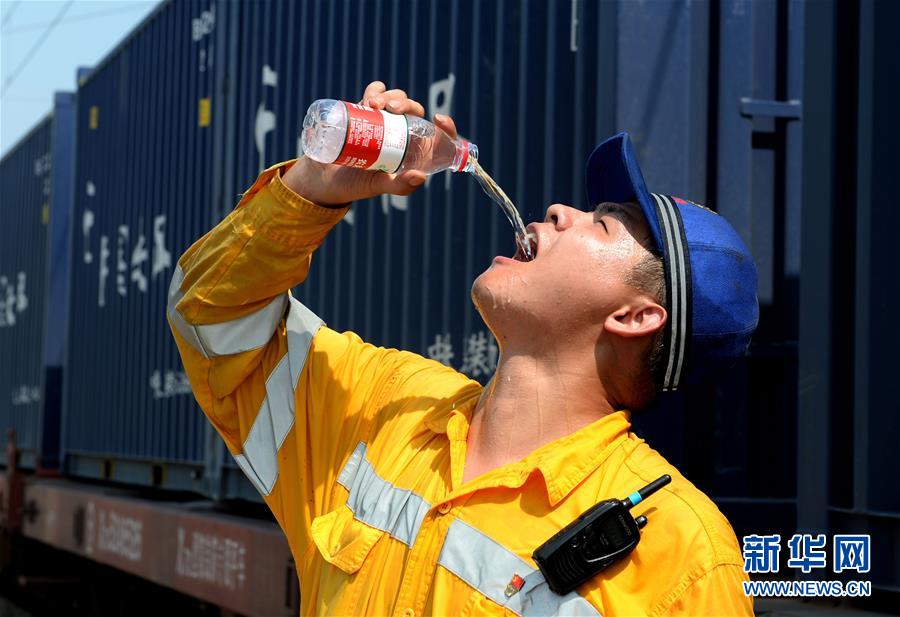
left=585, top=132, right=665, bottom=254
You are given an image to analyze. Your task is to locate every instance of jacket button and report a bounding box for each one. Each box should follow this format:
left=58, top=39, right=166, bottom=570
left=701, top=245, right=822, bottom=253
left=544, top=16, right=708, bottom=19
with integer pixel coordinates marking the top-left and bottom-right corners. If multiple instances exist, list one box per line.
left=403, top=609, right=415, bottom=617
left=437, top=503, right=452, bottom=515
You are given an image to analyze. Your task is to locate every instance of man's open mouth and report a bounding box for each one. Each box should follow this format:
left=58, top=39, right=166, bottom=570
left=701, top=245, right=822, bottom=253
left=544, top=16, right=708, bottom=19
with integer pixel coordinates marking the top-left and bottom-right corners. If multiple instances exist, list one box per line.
left=512, top=233, right=538, bottom=262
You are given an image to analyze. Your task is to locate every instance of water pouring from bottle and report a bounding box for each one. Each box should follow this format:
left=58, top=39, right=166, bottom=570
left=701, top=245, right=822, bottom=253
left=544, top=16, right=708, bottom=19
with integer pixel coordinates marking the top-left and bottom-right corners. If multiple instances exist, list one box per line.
left=300, top=99, right=535, bottom=261
left=469, top=160, right=534, bottom=261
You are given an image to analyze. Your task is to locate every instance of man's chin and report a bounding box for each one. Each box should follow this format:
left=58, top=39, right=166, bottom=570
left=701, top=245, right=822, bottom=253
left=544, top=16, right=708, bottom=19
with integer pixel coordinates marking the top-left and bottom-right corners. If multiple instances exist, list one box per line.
left=473, top=260, right=519, bottom=287
left=471, top=270, right=499, bottom=306
left=471, top=272, right=525, bottom=320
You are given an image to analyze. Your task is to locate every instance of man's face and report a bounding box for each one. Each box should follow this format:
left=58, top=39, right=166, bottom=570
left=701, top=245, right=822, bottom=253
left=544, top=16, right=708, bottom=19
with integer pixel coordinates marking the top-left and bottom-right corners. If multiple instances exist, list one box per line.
left=472, top=201, right=656, bottom=344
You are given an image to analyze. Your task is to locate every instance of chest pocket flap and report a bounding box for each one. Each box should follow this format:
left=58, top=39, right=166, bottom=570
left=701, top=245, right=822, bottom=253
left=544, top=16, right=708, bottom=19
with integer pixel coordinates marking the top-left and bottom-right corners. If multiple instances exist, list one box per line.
left=310, top=505, right=385, bottom=574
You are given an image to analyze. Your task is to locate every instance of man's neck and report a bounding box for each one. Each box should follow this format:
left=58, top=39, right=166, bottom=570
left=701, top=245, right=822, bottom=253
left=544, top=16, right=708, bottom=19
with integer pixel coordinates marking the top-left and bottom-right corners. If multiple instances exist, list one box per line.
left=462, top=348, right=617, bottom=485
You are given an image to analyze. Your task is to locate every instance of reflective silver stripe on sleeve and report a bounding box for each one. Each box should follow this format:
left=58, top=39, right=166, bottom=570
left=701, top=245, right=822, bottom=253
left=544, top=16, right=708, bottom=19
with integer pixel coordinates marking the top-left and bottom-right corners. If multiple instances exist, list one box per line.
left=285, top=293, right=323, bottom=385
left=232, top=453, right=267, bottom=496
left=236, top=354, right=294, bottom=494
left=336, top=442, right=431, bottom=548
left=229, top=295, right=323, bottom=497
left=166, top=264, right=288, bottom=359
left=438, top=519, right=601, bottom=616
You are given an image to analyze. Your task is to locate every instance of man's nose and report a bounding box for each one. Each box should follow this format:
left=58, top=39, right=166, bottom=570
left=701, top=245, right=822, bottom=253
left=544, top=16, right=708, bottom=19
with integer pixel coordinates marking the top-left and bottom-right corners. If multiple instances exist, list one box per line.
left=543, top=203, right=579, bottom=230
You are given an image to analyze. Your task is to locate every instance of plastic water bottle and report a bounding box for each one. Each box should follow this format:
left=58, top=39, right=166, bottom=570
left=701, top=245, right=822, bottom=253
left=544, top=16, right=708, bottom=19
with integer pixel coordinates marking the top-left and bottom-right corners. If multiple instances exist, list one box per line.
left=300, top=99, right=479, bottom=175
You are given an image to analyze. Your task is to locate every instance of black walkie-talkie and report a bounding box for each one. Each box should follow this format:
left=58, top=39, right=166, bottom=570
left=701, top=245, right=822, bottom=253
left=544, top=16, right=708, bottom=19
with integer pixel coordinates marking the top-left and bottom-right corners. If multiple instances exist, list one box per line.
left=533, top=475, right=671, bottom=595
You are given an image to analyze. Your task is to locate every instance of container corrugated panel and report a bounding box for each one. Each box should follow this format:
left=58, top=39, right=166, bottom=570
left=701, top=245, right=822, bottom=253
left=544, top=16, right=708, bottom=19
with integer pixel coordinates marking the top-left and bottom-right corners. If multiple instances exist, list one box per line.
left=63, top=0, right=226, bottom=491
left=0, top=118, right=52, bottom=469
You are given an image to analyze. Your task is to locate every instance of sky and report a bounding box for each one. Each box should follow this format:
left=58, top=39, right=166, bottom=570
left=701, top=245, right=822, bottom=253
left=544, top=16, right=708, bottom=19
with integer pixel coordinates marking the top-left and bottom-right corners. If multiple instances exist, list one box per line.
left=1, top=0, right=159, bottom=158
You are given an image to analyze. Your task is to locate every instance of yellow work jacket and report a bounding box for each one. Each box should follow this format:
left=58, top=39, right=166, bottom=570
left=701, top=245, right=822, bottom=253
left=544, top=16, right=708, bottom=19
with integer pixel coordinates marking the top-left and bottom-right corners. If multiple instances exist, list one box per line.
left=167, top=161, right=753, bottom=616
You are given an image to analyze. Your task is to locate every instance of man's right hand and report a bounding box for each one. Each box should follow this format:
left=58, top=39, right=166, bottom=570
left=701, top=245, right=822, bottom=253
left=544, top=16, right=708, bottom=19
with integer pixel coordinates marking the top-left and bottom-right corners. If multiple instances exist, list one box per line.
left=281, top=80, right=459, bottom=207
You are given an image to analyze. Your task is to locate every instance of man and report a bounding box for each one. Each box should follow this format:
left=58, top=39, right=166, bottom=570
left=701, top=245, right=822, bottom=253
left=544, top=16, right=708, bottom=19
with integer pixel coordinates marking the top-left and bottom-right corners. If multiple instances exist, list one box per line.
left=168, top=83, right=757, bottom=615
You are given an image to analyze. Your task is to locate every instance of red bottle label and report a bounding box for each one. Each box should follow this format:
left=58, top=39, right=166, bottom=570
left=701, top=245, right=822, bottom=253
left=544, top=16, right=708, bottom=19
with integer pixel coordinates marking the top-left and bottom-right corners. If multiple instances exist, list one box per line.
left=335, top=102, right=408, bottom=173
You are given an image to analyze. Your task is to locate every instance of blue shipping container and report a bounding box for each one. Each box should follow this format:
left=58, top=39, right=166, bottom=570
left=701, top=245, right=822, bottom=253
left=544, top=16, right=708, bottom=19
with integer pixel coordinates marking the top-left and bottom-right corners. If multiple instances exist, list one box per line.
left=0, top=92, right=75, bottom=470
left=63, top=0, right=225, bottom=491
left=0, top=118, right=52, bottom=469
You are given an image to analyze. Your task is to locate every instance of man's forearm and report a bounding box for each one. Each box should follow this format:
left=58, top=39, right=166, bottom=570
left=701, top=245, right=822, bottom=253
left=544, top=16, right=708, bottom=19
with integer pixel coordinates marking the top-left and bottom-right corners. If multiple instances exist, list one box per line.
left=281, top=156, right=352, bottom=209
left=171, top=161, right=349, bottom=328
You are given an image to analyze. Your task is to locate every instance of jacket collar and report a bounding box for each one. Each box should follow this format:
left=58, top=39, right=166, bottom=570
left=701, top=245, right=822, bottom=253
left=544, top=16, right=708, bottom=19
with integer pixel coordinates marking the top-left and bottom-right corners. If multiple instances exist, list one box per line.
left=425, top=392, right=632, bottom=507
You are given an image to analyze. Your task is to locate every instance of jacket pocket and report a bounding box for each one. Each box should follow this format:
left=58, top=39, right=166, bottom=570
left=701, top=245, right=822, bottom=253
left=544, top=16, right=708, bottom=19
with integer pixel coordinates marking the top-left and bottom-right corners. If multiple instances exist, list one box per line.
left=310, top=505, right=385, bottom=574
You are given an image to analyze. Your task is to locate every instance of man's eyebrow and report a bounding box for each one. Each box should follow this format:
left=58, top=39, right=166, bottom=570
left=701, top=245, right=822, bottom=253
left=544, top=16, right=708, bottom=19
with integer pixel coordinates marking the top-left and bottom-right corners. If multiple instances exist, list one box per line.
left=595, top=202, right=638, bottom=222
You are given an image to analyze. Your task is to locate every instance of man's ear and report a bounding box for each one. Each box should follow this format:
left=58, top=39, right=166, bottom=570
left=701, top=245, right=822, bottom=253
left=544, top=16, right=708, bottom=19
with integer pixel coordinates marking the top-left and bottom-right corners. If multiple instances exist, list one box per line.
left=604, top=301, right=667, bottom=339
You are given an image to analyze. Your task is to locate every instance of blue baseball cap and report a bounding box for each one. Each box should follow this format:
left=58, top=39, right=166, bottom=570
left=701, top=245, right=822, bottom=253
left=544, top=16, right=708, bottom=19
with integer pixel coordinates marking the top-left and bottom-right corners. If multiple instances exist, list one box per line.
left=585, top=132, right=759, bottom=391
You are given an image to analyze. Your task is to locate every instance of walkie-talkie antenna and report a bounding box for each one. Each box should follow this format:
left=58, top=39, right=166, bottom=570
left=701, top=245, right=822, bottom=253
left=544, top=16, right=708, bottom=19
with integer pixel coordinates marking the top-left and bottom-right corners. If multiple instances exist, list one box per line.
left=623, top=474, right=671, bottom=509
